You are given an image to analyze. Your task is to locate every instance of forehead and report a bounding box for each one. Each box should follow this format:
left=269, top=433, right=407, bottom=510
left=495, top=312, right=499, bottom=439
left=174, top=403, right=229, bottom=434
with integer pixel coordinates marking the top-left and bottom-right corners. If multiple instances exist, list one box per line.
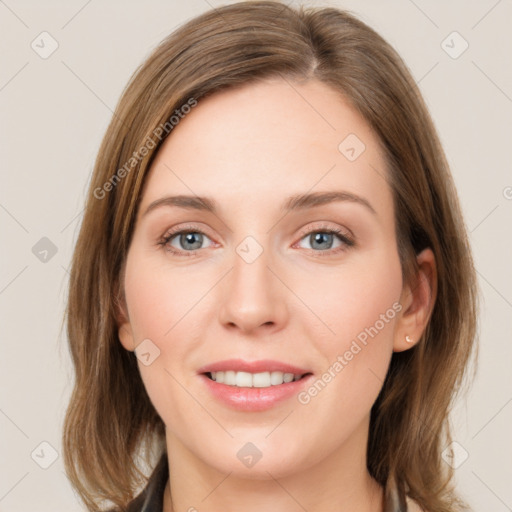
left=139, top=77, right=392, bottom=222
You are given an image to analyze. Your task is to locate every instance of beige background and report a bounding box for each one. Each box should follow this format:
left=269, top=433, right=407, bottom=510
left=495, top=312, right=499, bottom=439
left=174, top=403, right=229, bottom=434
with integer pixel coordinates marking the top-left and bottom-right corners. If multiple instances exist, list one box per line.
left=1, top=0, right=511, bottom=510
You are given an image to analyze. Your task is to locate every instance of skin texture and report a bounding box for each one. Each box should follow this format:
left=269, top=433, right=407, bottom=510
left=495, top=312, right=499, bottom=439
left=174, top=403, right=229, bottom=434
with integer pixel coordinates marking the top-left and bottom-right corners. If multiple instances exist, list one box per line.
left=117, top=77, right=436, bottom=512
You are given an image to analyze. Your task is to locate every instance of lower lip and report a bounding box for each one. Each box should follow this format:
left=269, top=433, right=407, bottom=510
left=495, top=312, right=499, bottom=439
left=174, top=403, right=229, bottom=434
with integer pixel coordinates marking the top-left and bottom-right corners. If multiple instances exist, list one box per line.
left=199, top=373, right=314, bottom=412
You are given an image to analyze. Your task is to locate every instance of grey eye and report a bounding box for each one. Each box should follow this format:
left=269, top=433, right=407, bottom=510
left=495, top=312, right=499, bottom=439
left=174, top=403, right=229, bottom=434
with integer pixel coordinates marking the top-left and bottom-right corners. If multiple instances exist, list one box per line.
left=297, top=231, right=344, bottom=251
left=169, top=232, right=209, bottom=251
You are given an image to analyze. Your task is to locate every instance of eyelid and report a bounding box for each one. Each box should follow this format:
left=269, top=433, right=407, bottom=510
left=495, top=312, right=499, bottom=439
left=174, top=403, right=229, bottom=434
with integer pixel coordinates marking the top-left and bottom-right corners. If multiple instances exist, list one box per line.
left=295, top=221, right=354, bottom=243
left=161, top=222, right=214, bottom=239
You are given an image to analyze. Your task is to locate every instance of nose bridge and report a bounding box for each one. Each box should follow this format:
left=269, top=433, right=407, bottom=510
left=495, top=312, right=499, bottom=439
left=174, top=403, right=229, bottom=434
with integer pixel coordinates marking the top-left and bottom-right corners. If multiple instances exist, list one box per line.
left=218, top=233, right=287, bottom=333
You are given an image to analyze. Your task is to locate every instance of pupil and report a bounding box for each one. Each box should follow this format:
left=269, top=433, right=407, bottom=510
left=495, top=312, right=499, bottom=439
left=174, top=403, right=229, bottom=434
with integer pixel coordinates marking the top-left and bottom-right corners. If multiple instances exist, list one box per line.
left=311, top=232, right=332, bottom=250
left=182, top=232, right=202, bottom=250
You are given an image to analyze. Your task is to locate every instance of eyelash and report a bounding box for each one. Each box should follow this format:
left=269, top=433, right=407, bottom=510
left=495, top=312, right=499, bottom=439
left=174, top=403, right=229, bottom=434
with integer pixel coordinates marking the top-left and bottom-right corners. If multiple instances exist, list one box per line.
left=157, top=223, right=355, bottom=258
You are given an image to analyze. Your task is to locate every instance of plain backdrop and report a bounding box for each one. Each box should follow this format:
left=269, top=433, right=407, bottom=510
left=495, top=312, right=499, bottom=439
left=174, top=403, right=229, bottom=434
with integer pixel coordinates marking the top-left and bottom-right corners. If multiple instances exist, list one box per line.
left=1, top=1, right=511, bottom=510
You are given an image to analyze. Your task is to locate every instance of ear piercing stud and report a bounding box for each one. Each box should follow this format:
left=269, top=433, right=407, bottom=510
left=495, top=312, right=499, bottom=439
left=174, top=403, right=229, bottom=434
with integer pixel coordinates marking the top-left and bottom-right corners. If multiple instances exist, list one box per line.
left=405, top=335, right=413, bottom=343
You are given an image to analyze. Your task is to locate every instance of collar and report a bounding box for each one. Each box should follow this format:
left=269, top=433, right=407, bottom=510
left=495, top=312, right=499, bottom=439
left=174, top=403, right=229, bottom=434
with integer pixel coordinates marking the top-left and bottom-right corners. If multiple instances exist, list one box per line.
left=126, top=453, right=168, bottom=512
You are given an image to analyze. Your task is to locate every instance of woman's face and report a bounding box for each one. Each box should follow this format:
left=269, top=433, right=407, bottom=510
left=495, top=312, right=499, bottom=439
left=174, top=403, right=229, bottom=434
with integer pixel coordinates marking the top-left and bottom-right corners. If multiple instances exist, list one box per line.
left=118, top=78, right=412, bottom=478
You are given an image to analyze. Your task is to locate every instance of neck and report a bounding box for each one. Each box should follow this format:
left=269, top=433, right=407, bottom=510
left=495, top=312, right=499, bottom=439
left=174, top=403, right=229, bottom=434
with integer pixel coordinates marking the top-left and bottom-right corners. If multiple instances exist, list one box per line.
left=162, top=421, right=383, bottom=512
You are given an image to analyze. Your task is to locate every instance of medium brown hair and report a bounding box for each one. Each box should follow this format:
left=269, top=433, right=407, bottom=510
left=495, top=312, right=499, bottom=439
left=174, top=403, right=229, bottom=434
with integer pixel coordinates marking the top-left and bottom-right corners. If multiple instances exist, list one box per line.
left=62, top=2, right=478, bottom=511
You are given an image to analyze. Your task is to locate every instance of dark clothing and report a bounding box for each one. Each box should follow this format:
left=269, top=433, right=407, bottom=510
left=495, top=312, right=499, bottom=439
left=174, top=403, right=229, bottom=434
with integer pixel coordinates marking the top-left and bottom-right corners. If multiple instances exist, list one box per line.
left=125, top=454, right=168, bottom=512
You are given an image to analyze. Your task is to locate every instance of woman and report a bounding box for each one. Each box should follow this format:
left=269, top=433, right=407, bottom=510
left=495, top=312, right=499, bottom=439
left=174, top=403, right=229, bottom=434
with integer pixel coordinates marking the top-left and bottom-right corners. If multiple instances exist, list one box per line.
left=62, top=2, right=478, bottom=511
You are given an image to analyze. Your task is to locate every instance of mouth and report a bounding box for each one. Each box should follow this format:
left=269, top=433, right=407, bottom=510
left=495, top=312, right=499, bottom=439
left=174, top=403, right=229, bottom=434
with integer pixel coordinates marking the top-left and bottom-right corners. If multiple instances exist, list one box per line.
left=200, top=370, right=314, bottom=412
left=197, top=359, right=314, bottom=411
left=204, top=370, right=312, bottom=388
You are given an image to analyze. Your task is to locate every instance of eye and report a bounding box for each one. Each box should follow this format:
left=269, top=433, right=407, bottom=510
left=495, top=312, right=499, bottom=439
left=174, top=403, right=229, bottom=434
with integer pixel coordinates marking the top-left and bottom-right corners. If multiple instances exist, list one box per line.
left=294, top=225, right=355, bottom=256
left=158, top=223, right=355, bottom=258
left=159, top=225, right=215, bottom=256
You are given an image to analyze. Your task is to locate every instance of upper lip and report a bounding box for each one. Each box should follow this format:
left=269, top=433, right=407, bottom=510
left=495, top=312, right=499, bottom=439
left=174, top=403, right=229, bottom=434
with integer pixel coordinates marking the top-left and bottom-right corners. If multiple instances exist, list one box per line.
left=197, top=359, right=311, bottom=375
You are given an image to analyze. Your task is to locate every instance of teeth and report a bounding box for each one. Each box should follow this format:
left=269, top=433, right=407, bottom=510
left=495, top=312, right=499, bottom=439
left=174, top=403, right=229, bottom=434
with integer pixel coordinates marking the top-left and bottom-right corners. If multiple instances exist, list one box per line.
left=209, top=371, right=304, bottom=387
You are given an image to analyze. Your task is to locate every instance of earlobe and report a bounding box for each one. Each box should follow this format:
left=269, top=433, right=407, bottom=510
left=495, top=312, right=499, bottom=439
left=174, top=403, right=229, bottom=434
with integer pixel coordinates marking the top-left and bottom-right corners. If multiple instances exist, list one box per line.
left=394, top=247, right=437, bottom=353
left=114, top=284, right=135, bottom=352
left=118, top=322, right=135, bottom=352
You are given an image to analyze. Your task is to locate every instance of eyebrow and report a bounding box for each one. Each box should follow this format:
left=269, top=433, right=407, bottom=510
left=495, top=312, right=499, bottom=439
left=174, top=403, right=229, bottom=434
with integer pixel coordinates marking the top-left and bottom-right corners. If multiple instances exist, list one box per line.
left=143, top=191, right=377, bottom=217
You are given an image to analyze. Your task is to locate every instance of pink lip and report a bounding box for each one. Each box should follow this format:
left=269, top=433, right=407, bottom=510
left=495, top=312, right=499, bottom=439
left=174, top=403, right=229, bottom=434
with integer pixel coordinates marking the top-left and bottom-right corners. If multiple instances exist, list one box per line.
left=197, top=359, right=313, bottom=412
left=197, top=359, right=310, bottom=375
left=199, top=373, right=314, bottom=412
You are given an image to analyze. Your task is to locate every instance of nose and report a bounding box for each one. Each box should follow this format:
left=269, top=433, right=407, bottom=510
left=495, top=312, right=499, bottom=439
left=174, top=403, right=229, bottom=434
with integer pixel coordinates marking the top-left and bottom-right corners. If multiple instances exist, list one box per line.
left=218, top=241, right=289, bottom=334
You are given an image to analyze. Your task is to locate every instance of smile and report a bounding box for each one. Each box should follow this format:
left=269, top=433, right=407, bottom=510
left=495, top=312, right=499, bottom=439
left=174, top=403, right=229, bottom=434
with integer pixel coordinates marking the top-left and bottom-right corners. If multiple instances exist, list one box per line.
left=207, top=370, right=307, bottom=387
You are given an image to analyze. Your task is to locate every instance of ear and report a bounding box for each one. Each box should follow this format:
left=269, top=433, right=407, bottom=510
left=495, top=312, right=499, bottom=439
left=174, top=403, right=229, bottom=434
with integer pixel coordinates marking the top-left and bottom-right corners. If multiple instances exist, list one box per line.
left=114, top=280, right=136, bottom=352
left=394, top=247, right=437, bottom=352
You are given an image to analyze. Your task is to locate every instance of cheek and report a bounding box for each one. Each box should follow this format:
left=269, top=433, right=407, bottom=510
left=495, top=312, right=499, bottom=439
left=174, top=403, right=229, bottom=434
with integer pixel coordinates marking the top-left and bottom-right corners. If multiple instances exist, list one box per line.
left=123, top=249, right=210, bottom=423
left=293, top=247, right=403, bottom=350
left=123, top=248, right=205, bottom=342
left=293, top=248, right=402, bottom=410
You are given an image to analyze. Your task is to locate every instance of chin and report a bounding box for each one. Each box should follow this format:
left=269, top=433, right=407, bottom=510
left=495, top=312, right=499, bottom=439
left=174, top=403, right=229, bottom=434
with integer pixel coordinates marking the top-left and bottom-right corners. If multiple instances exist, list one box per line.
left=195, top=436, right=313, bottom=480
